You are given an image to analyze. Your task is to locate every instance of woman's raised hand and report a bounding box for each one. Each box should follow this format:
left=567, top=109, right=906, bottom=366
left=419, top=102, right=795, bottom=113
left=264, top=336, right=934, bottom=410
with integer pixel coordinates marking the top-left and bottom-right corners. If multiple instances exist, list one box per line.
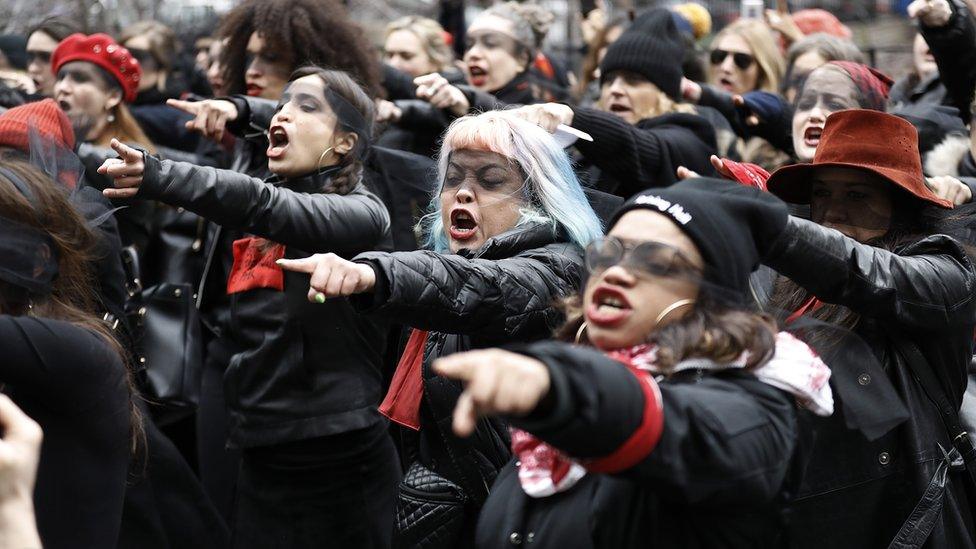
left=509, top=103, right=574, bottom=134
left=414, top=73, right=470, bottom=117
left=167, top=98, right=239, bottom=142
left=925, top=175, right=973, bottom=205
left=98, top=139, right=146, bottom=199
left=276, top=253, right=377, bottom=302
left=433, top=349, right=551, bottom=437
left=907, top=0, right=952, bottom=27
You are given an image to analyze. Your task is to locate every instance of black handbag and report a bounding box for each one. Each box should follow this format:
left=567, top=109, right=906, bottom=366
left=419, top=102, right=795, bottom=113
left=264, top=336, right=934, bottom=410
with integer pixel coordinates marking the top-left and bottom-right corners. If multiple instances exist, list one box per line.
left=393, top=461, right=468, bottom=549
left=392, top=346, right=503, bottom=549
left=887, top=337, right=976, bottom=549
left=122, top=246, right=204, bottom=425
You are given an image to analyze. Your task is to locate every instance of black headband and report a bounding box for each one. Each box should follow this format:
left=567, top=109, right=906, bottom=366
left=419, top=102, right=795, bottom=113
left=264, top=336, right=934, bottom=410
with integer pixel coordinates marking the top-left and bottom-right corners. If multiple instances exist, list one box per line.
left=323, top=87, right=371, bottom=159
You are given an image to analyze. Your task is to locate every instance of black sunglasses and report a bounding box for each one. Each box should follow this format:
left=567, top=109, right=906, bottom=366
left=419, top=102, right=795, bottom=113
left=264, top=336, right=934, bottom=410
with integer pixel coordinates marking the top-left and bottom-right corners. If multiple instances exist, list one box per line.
left=710, top=49, right=755, bottom=70
left=126, top=48, right=156, bottom=67
left=26, top=50, right=51, bottom=65
left=585, top=236, right=702, bottom=280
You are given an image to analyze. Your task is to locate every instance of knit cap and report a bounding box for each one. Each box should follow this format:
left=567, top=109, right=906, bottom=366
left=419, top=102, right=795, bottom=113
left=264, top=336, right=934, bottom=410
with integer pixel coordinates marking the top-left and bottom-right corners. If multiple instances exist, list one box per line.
left=0, top=98, right=75, bottom=152
left=599, top=8, right=685, bottom=100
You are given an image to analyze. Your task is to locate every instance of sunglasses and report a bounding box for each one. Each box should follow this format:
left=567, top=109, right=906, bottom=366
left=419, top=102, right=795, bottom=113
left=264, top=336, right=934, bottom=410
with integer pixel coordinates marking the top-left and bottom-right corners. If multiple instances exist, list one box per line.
left=585, top=236, right=702, bottom=280
left=126, top=48, right=157, bottom=67
left=26, top=50, right=51, bottom=65
left=710, top=49, right=755, bottom=70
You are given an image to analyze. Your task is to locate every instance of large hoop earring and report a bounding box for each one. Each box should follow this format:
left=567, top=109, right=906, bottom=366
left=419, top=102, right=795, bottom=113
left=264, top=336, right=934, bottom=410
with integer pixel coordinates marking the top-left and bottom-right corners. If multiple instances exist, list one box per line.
left=316, top=146, right=335, bottom=172
left=574, top=321, right=588, bottom=344
left=655, top=298, right=696, bottom=326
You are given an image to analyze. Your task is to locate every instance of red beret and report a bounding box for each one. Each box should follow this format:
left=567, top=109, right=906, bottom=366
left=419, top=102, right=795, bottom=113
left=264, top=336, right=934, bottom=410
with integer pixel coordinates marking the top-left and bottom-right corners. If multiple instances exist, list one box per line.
left=0, top=98, right=76, bottom=152
left=51, top=33, right=141, bottom=103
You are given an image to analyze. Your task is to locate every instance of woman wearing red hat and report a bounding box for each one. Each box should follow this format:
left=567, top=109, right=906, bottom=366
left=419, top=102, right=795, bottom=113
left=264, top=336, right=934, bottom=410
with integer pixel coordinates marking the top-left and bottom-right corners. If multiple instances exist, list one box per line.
left=51, top=33, right=153, bottom=153
left=761, top=109, right=976, bottom=548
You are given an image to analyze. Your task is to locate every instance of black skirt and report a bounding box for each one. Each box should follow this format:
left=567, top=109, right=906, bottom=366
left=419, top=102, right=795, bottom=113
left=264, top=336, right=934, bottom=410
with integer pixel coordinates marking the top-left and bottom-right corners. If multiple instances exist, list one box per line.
left=232, top=423, right=401, bottom=549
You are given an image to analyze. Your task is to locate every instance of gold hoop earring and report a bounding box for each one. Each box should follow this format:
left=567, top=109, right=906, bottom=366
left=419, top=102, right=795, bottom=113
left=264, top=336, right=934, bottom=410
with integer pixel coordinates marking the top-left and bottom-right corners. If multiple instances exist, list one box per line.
left=574, top=321, right=588, bottom=344
left=654, top=298, right=696, bottom=326
left=316, top=146, right=335, bottom=171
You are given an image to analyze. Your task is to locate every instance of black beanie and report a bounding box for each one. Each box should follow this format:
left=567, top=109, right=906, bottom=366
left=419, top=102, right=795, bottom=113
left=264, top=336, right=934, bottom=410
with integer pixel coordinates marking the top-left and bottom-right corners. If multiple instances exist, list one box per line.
left=599, top=8, right=685, bottom=101
left=608, top=178, right=788, bottom=300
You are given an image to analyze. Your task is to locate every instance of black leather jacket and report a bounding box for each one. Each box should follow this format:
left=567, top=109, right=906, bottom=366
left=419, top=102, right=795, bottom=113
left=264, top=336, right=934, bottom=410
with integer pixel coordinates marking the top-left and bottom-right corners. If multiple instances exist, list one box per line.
left=135, top=154, right=392, bottom=448
left=763, top=217, right=976, bottom=548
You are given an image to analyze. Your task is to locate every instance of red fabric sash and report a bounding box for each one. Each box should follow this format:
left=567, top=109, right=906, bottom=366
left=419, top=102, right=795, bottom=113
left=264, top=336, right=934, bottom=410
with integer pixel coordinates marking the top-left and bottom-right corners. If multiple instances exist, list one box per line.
left=379, top=329, right=430, bottom=430
left=786, top=294, right=824, bottom=324
left=226, top=237, right=285, bottom=295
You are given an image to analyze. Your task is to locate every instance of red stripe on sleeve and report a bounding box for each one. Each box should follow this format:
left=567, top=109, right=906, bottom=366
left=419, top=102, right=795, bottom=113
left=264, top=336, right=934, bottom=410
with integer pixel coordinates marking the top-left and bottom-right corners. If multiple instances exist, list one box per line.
left=585, top=368, right=664, bottom=474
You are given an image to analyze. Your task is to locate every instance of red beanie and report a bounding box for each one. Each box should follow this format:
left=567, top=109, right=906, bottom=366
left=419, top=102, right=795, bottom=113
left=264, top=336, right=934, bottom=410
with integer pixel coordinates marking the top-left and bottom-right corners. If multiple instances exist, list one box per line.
left=0, top=98, right=76, bottom=152
left=51, top=33, right=141, bottom=103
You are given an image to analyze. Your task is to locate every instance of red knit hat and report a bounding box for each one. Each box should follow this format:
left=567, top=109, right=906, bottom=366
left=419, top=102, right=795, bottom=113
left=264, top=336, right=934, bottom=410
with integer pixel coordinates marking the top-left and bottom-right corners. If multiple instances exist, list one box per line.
left=51, top=33, right=141, bottom=103
left=0, top=98, right=76, bottom=152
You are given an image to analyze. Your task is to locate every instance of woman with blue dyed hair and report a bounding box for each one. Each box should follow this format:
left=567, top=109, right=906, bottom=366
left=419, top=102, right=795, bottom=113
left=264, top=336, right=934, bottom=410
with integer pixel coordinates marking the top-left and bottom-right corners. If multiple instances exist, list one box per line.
left=279, top=110, right=603, bottom=547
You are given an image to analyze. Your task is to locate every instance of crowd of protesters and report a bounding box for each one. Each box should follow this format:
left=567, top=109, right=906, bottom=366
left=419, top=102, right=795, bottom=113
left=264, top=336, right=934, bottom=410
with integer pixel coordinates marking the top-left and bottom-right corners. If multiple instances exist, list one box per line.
left=0, top=0, right=975, bottom=547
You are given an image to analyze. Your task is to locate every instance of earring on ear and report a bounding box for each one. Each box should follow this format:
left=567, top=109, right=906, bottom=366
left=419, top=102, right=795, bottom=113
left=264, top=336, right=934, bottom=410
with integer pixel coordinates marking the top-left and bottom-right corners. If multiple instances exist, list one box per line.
left=654, top=298, right=696, bottom=326
left=107, top=112, right=116, bottom=123
left=574, top=321, right=588, bottom=344
left=316, top=146, right=335, bottom=172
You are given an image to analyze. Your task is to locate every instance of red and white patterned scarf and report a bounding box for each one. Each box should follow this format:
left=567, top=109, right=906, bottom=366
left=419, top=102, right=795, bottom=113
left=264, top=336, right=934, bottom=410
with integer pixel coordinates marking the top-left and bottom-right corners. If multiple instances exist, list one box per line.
left=511, top=332, right=833, bottom=498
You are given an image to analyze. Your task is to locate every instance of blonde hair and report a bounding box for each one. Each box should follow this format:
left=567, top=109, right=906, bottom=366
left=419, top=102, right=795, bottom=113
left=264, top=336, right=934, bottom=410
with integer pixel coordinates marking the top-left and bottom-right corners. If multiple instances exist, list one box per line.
left=385, top=16, right=454, bottom=73
left=712, top=19, right=785, bottom=93
left=598, top=80, right=697, bottom=121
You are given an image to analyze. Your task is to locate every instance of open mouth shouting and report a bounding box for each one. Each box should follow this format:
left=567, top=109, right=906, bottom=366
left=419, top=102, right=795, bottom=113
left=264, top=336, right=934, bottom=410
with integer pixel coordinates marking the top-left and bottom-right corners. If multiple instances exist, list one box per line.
left=468, top=65, right=488, bottom=87
left=267, top=125, right=289, bottom=159
left=246, top=83, right=265, bottom=97
left=718, top=76, right=736, bottom=92
left=449, top=208, right=478, bottom=242
left=586, top=285, right=633, bottom=328
left=803, top=125, right=823, bottom=149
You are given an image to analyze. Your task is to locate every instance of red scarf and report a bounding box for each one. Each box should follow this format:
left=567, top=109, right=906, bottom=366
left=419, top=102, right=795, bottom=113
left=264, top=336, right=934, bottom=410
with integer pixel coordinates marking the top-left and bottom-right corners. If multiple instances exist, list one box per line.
left=378, top=329, right=429, bottom=430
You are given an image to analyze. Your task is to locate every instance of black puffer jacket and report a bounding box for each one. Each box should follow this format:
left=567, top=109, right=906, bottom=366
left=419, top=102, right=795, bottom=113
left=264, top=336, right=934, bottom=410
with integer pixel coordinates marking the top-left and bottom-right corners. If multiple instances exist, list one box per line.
left=569, top=106, right=718, bottom=198
left=133, top=154, right=392, bottom=448
left=475, top=342, right=799, bottom=549
left=762, top=217, right=976, bottom=548
left=352, top=222, right=587, bottom=529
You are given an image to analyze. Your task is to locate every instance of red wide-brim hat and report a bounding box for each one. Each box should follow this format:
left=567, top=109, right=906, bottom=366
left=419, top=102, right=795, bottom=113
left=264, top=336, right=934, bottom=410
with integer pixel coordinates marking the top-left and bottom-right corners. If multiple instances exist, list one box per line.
left=766, top=109, right=952, bottom=209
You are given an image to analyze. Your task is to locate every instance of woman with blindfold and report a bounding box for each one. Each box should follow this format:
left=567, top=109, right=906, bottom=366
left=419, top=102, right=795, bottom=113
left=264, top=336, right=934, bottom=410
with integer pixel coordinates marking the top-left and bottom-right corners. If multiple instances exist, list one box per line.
left=98, top=67, right=400, bottom=549
left=428, top=178, right=832, bottom=548
left=279, top=110, right=604, bottom=547
left=0, top=156, right=137, bottom=549
left=761, top=109, right=976, bottom=548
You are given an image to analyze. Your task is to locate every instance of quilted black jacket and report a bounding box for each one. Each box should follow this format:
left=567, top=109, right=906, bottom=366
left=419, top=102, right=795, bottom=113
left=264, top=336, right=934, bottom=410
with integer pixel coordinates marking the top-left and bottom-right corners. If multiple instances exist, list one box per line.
left=352, top=222, right=586, bottom=533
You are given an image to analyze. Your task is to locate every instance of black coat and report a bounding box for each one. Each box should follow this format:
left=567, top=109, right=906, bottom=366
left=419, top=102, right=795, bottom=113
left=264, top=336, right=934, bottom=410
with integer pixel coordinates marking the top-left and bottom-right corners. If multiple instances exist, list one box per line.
left=2, top=316, right=130, bottom=549
left=352, top=222, right=587, bottom=525
left=570, top=106, right=718, bottom=197
left=475, top=342, right=799, bottom=549
left=134, top=154, right=392, bottom=448
left=916, top=0, right=976, bottom=124
left=763, top=217, right=976, bottom=548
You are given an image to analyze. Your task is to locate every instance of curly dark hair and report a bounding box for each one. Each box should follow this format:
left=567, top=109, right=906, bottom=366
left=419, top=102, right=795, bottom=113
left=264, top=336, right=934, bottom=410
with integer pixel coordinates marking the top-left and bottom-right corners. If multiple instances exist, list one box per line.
left=217, top=0, right=380, bottom=97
